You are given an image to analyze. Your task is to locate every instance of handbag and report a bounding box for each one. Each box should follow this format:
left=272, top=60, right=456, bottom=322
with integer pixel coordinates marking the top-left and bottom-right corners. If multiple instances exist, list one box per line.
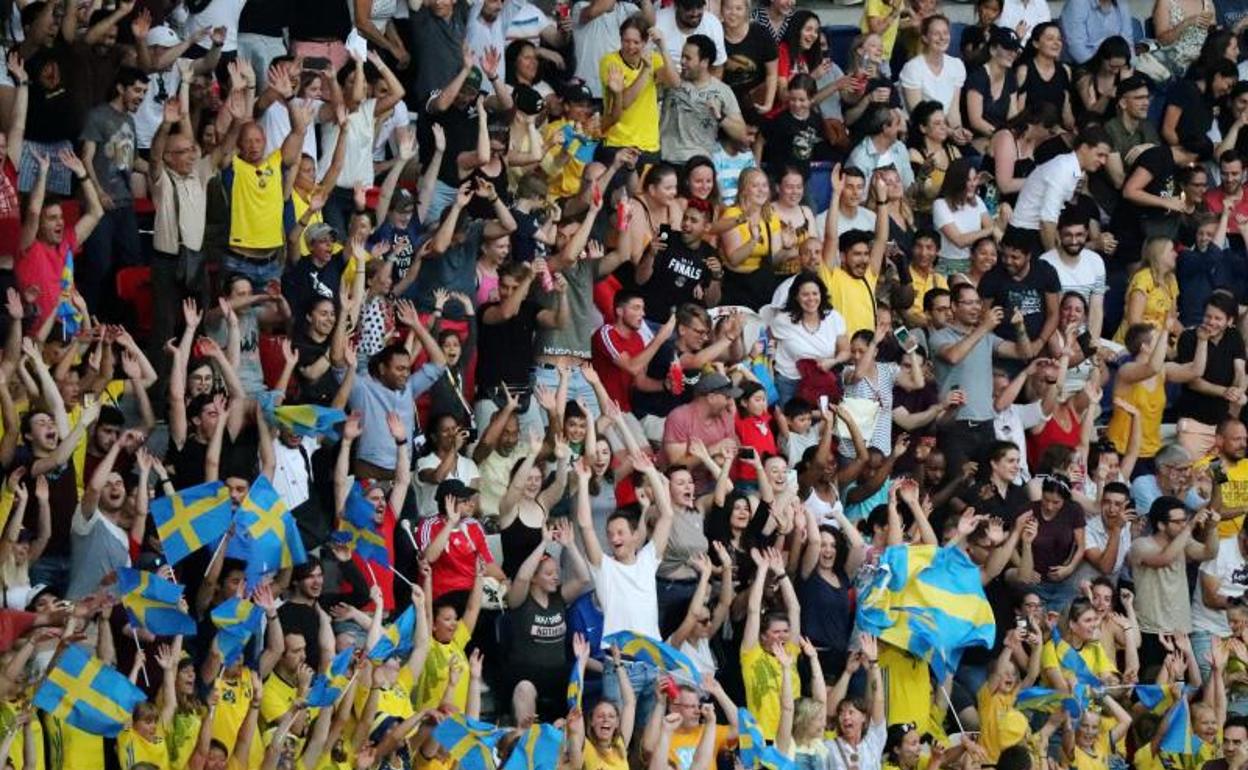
left=834, top=397, right=880, bottom=441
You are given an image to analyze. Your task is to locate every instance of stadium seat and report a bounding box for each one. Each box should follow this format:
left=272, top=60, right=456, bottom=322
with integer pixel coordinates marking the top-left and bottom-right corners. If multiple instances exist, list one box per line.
left=114, top=266, right=154, bottom=338
left=823, top=25, right=861, bottom=73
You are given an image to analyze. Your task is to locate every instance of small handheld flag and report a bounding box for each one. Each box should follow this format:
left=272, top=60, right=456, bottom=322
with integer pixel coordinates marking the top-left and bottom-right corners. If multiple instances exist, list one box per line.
left=601, top=631, right=701, bottom=682
left=116, top=567, right=197, bottom=637
left=432, top=713, right=507, bottom=770
left=34, top=645, right=147, bottom=737
left=306, top=645, right=355, bottom=708
left=368, top=604, right=416, bottom=661
left=150, top=481, right=234, bottom=567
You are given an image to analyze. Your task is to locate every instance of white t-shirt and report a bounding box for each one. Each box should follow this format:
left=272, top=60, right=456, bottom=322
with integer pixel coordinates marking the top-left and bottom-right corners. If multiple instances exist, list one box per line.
left=135, top=67, right=182, bottom=149
left=592, top=541, right=662, bottom=645
left=506, top=1, right=554, bottom=42
left=572, top=0, right=638, bottom=97
left=767, top=309, right=849, bottom=380
left=993, top=400, right=1047, bottom=482
left=932, top=197, right=988, bottom=271
left=261, top=97, right=323, bottom=162
left=996, top=0, right=1051, bottom=44
left=272, top=435, right=321, bottom=510
left=898, top=54, right=966, bottom=114
left=1192, top=537, right=1248, bottom=636
left=654, top=6, right=727, bottom=70
left=837, top=204, right=876, bottom=237
left=1040, top=248, right=1108, bottom=304
left=414, top=453, right=482, bottom=518
left=318, top=98, right=378, bottom=188
left=825, top=721, right=886, bottom=770
left=374, top=102, right=412, bottom=162
left=187, top=0, right=247, bottom=51
left=1072, top=512, right=1132, bottom=586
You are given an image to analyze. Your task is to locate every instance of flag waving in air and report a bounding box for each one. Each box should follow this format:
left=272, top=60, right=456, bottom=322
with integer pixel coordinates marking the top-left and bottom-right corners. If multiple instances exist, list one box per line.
left=602, top=632, right=701, bottom=683
left=307, top=645, right=355, bottom=707
left=116, top=567, right=197, bottom=637
left=369, top=604, right=416, bottom=661
left=432, top=713, right=507, bottom=770
left=226, top=476, right=307, bottom=570
left=34, top=645, right=147, bottom=737
left=855, top=544, right=996, bottom=680
left=340, top=482, right=390, bottom=567
left=502, top=723, right=563, bottom=770
left=54, top=248, right=81, bottom=337
left=211, top=597, right=264, bottom=664
left=268, top=403, right=347, bottom=441
left=149, top=481, right=234, bottom=567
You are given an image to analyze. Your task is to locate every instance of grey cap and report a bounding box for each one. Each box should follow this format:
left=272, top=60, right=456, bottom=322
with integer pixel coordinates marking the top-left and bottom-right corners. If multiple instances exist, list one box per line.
left=693, top=372, right=742, bottom=398
left=305, top=222, right=337, bottom=243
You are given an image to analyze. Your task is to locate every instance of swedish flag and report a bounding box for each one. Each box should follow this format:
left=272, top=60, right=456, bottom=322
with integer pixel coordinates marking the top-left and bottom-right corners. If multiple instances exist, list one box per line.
left=116, top=567, right=197, bottom=637
left=227, top=476, right=307, bottom=570
left=1137, top=684, right=1191, bottom=715
left=340, top=482, right=390, bottom=567
left=54, top=248, right=81, bottom=337
left=502, top=723, right=563, bottom=770
left=738, top=708, right=765, bottom=769
left=269, top=404, right=347, bottom=441
left=368, top=604, right=416, bottom=661
left=307, top=645, right=355, bottom=708
left=150, top=481, right=234, bottom=567
left=211, top=597, right=264, bottom=664
left=566, top=662, right=584, bottom=712
left=1050, top=627, right=1102, bottom=688
left=855, top=544, right=996, bottom=680
left=602, top=631, right=701, bottom=682
left=34, top=645, right=147, bottom=737
left=1014, top=685, right=1089, bottom=717
left=432, top=713, right=507, bottom=770
left=1159, top=697, right=1202, bottom=756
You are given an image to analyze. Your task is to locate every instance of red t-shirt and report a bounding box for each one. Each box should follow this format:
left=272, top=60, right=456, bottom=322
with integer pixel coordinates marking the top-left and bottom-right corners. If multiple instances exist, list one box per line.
left=734, top=413, right=778, bottom=481
left=591, top=323, right=653, bottom=412
left=16, top=231, right=78, bottom=328
left=0, top=160, right=20, bottom=259
left=1206, top=188, right=1248, bottom=235
left=414, top=516, right=494, bottom=599
left=353, top=505, right=397, bottom=612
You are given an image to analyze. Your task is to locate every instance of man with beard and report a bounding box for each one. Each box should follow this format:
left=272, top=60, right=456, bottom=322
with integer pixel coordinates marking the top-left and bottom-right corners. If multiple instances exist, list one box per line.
left=654, top=0, right=727, bottom=68
left=277, top=559, right=338, bottom=673
left=1197, top=418, right=1248, bottom=541
left=1206, top=151, right=1248, bottom=254
left=662, top=372, right=741, bottom=493
left=1175, top=292, right=1247, bottom=460
left=1040, top=210, right=1107, bottom=341
left=980, top=230, right=1060, bottom=358
left=68, top=426, right=143, bottom=600
left=633, top=304, right=742, bottom=435
left=659, top=35, right=746, bottom=164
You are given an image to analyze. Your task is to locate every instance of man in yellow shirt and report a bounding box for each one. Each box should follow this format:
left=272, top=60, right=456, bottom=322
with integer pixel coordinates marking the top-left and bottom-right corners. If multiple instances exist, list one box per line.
left=739, top=548, right=801, bottom=741
left=642, top=680, right=739, bottom=770
left=822, top=172, right=892, bottom=335
left=416, top=574, right=482, bottom=712
left=1201, top=419, right=1248, bottom=538
left=260, top=633, right=314, bottom=727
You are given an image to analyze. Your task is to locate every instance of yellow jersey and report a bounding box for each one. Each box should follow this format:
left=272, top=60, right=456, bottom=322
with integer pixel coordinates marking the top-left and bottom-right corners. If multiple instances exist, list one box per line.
left=416, top=621, right=471, bottom=712
left=827, top=267, right=879, bottom=335
left=740, top=641, right=800, bottom=741
left=599, top=51, right=664, bottom=152
left=879, top=643, right=932, bottom=733
left=228, top=150, right=286, bottom=250
left=117, top=726, right=171, bottom=770
left=1040, top=637, right=1116, bottom=688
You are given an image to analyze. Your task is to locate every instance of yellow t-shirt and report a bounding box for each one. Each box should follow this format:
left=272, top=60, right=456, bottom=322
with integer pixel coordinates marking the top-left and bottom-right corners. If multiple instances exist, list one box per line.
left=291, top=190, right=344, bottom=259
left=976, top=686, right=1029, bottom=762
left=860, top=0, right=901, bottom=58
left=377, top=666, right=417, bottom=721
left=1072, top=745, right=1109, bottom=770
left=43, top=714, right=99, bottom=770
left=1040, top=637, right=1116, bottom=688
left=1193, top=454, right=1248, bottom=538
left=416, top=621, right=471, bottom=712
left=599, top=51, right=664, bottom=152
left=117, top=726, right=171, bottom=770
left=229, top=150, right=286, bottom=250
left=740, top=641, right=800, bottom=741
left=1113, top=269, right=1177, bottom=343
left=168, top=708, right=203, bottom=770
left=668, top=725, right=734, bottom=770
left=1106, top=372, right=1166, bottom=460
left=5, top=703, right=45, bottom=770
left=541, top=119, right=596, bottom=200
left=212, top=674, right=264, bottom=768
left=906, top=268, right=947, bottom=326
left=879, top=643, right=932, bottom=733
left=261, top=671, right=310, bottom=727
left=720, top=206, right=782, bottom=274
left=583, top=738, right=629, bottom=770
left=827, top=266, right=879, bottom=335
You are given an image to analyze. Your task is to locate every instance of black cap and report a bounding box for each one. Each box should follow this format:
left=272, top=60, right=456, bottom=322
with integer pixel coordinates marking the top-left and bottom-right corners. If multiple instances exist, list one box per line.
left=692, top=372, right=743, bottom=398
left=988, top=25, right=1022, bottom=51
left=391, top=188, right=416, bottom=213
left=514, top=84, right=544, bottom=116
left=437, top=478, right=479, bottom=503
left=560, top=79, right=594, bottom=104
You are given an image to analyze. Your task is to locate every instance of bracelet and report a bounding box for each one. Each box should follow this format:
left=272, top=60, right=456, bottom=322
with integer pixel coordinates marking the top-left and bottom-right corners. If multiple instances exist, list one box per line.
left=395, top=438, right=406, bottom=447
left=76, top=174, right=88, bottom=182
left=14, top=80, right=26, bottom=87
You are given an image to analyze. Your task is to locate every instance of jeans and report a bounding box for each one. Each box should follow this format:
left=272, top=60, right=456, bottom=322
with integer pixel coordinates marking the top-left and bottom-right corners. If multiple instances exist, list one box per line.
left=602, top=658, right=658, bottom=729
left=1033, top=577, right=1077, bottom=615
left=775, top=374, right=800, bottom=408
left=82, top=204, right=142, bottom=318
left=223, top=252, right=283, bottom=288
left=656, top=577, right=699, bottom=638
left=530, top=365, right=601, bottom=424
left=426, top=180, right=460, bottom=225
left=320, top=185, right=357, bottom=243
left=1191, top=631, right=1216, bottom=683
left=237, top=33, right=288, bottom=91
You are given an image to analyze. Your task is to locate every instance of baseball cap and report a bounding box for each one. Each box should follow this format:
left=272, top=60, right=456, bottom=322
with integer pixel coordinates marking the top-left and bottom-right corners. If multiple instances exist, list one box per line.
left=146, top=25, right=181, bottom=48
left=25, top=583, right=55, bottom=611
left=391, top=188, right=416, bottom=213
left=463, top=67, right=484, bottom=94
left=988, top=26, right=1022, bottom=51
left=514, top=84, right=544, bottom=116
left=560, top=80, right=594, bottom=104
left=305, top=222, right=337, bottom=244
left=693, top=372, right=742, bottom=398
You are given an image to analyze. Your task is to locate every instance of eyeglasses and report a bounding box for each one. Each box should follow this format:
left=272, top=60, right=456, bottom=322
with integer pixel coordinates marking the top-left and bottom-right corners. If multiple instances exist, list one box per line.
left=684, top=325, right=710, bottom=337
left=955, top=298, right=982, bottom=306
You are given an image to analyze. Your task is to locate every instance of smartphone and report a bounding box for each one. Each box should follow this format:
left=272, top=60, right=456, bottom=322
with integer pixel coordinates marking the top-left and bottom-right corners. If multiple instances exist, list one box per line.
left=303, top=57, right=331, bottom=72
left=819, top=394, right=829, bottom=412
left=657, top=224, right=672, bottom=242
left=1015, top=616, right=1028, bottom=631
left=739, top=447, right=756, bottom=459
left=895, top=326, right=913, bottom=350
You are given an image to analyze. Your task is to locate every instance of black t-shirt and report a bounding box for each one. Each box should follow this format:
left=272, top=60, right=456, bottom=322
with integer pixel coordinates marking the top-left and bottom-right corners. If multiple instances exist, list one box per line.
left=978, top=259, right=1061, bottom=342
left=240, top=0, right=293, bottom=36
left=637, top=236, right=716, bottom=324
left=1175, top=327, right=1247, bottom=426
left=723, top=24, right=778, bottom=104
left=425, top=102, right=477, bottom=187
left=294, top=331, right=339, bottom=405
left=289, top=0, right=353, bottom=42
left=282, top=253, right=347, bottom=322
left=478, top=300, right=542, bottom=391
left=168, top=435, right=209, bottom=489
left=963, top=65, right=1016, bottom=133
left=26, top=42, right=82, bottom=143
left=630, top=339, right=697, bottom=419
left=12, top=447, right=77, bottom=559
left=1167, top=79, right=1215, bottom=157
left=761, top=111, right=827, bottom=177
left=509, top=209, right=544, bottom=264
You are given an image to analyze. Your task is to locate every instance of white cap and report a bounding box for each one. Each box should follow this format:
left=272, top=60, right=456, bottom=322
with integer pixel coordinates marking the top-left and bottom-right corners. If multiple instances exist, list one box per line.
left=146, top=25, right=181, bottom=48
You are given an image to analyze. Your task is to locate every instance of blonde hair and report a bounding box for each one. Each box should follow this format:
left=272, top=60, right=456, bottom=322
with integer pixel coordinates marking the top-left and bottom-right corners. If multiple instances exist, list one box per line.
left=793, top=697, right=825, bottom=743
left=737, top=167, right=774, bottom=219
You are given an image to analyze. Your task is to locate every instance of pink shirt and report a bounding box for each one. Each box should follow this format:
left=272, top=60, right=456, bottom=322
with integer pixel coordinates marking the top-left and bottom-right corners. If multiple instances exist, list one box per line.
left=16, top=231, right=78, bottom=328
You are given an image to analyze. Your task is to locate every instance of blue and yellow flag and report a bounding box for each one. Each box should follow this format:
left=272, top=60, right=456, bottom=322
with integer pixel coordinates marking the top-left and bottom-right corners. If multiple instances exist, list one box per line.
left=502, top=723, right=563, bottom=770
left=269, top=404, right=347, bottom=441
left=432, top=713, right=506, bottom=770
left=1014, top=685, right=1088, bottom=717
left=1159, top=697, right=1202, bottom=756
left=227, top=476, right=307, bottom=570
left=340, top=482, right=389, bottom=567
left=1137, top=684, right=1191, bottom=715
left=855, top=544, right=996, bottom=680
left=738, top=708, right=765, bottom=769
left=34, top=644, right=147, bottom=737
left=211, top=597, right=264, bottom=664
left=566, top=662, right=584, bottom=712
left=1049, top=627, right=1102, bottom=689
left=150, top=481, right=234, bottom=567
left=307, top=645, right=355, bottom=707
left=116, top=567, right=196, bottom=637
left=602, top=631, right=700, bottom=683
left=368, top=604, right=416, bottom=661
left=54, top=248, right=81, bottom=338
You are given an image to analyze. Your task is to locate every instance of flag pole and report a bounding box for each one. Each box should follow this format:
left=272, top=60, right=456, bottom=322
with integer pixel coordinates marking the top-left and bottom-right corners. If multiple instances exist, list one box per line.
left=364, top=561, right=378, bottom=586
left=938, top=685, right=966, bottom=737
left=132, top=627, right=150, bottom=688
left=386, top=562, right=415, bottom=588
left=400, top=519, right=420, bottom=554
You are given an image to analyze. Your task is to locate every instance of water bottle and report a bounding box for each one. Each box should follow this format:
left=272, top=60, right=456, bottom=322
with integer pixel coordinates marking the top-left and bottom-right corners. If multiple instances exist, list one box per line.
left=983, top=183, right=1000, bottom=218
